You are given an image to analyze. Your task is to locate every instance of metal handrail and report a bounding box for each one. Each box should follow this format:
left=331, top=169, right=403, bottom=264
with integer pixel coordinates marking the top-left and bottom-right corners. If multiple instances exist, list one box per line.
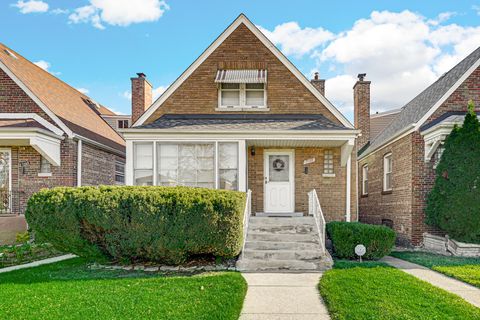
left=308, top=189, right=326, bottom=255
left=241, top=189, right=252, bottom=258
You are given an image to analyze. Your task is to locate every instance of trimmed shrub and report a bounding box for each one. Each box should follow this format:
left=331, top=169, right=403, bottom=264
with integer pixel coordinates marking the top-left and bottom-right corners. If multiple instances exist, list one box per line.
left=426, top=101, right=480, bottom=244
left=25, top=186, right=246, bottom=265
left=326, top=222, right=396, bottom=260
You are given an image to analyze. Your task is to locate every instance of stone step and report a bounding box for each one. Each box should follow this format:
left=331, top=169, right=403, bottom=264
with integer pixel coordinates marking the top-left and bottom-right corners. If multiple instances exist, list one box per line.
left=249, top=217, right=316, bottom=226
left=248, top=224, right=317, bottom=235
left=236, top=258, right=327, bottom=272
left=243, top=249, right=322, bottom=260
left=247, top=233, right=320, bottom=243
left=245, top=241, right=321, bottom=251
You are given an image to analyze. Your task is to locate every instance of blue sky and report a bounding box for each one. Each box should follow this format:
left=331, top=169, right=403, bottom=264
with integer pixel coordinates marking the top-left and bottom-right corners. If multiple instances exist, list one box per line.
left=1, top=1, right=480, bottom=120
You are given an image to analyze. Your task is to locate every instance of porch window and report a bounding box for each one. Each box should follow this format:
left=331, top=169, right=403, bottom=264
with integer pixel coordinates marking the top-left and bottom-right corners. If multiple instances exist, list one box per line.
left=157, top=143, right=215, bottom=188
left=383, top=153, right=392, bottom=192
left=39, top=157, right=51, bottom=174
left=218, top=142, right=238, bottom=190
left=134, top=142, right=153, bottom=185
left=323, top=150, right=334, bottom=174
left=219, top=83, right=266, bottom=108
left=362, top=165, right=368, bottom=195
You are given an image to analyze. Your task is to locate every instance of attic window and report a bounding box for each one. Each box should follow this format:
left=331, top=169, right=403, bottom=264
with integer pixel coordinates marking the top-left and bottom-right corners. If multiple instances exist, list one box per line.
left=219, top=83, right=266, bottom=109
left=4, top=49, right=18, bottom=59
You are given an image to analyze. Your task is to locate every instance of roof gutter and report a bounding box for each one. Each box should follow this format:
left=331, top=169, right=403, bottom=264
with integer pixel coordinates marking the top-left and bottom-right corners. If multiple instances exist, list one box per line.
left=358, top=124, right=415, bottom=160
left=72, top=134, right=125, bottom=157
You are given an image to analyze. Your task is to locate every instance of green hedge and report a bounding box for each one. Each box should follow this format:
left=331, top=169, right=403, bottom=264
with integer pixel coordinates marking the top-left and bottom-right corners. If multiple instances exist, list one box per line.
left=25, top=186, right=246, bottom=265
left=326, top=222, right=396, bottom=260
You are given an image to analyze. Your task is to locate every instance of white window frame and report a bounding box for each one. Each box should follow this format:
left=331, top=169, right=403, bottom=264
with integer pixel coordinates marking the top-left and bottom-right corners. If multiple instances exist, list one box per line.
left=218, top=83, right=267, bottom=110
left=118, top=119, right=129, bottom=129
left=383, top=153, right=392, bottom=192
left=323, top=149, right=335, bottom=177
left=38, top=156, right=52, bottom=177
left=362, top=164, right=368, bottom=195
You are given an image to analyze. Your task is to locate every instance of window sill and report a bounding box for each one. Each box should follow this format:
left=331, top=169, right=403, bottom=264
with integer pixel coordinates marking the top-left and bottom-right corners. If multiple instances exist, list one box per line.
left=216, top=107, right=270, bottom=112
left=38, top=173, right=52, bottom=177
left=322, top=173, right=336, bottom=178
left=382, top=190, right=393, bottom=195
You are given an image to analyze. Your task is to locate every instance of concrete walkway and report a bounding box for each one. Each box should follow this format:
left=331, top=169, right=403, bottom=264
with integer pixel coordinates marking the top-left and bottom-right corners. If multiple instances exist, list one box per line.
left=240, top=273, right=330, bottom=320
left=382, top=256, right=480, bottom=307
left=0, top=254, right=76, bottom=274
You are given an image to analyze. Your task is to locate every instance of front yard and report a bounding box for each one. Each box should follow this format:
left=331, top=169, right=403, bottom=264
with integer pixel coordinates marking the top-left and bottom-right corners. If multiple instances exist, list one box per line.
left=391, top=251, right=480, bottom=288
left=319, top=260, right=480, bottom=320
left=0, top=258, right=247, bottom=320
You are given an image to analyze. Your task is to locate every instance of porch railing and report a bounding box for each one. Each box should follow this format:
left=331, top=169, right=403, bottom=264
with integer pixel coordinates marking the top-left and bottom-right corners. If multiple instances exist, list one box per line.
left=241, top=189, right=252, bottom=258
left=308, top=189, right=326, bottom=255
left=0, top=190, right=22, bottom=215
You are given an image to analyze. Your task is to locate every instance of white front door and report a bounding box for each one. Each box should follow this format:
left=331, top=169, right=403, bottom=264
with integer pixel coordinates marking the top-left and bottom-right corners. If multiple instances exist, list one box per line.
left=264, top=150, right=294, bottom=213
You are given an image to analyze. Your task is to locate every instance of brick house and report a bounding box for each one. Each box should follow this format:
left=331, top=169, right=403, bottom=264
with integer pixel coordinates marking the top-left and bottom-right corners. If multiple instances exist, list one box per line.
left=0, top=43, right=125, bottom=244
left=357, top=46, right=480, bottom=246
left=123, top=14, right=358, bottom=221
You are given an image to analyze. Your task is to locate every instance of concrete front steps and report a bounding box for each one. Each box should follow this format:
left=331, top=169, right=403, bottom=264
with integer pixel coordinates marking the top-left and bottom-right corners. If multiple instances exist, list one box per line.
left=237, top=216, right=333, bottom=272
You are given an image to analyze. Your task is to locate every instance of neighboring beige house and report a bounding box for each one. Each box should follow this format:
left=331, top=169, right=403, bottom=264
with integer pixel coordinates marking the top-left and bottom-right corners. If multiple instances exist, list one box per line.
left=123, top=14, right=359, bottom=221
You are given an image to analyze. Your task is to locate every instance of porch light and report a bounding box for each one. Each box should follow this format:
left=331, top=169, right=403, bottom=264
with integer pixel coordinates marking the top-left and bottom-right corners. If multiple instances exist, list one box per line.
left=250, top=146, right=255, bottom=156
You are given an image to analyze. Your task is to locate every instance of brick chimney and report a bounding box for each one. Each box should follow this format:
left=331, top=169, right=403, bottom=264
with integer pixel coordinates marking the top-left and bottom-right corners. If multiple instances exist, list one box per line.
left=131, top=72, right=152, bottom=124
left=354, top=73, right=371, bottom=150
left=310, top=72, right=325, bottom=96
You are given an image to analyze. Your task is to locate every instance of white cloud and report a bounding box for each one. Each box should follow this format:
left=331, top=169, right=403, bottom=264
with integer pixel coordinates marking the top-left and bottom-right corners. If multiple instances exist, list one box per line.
left=50, top=8, right=69, bottom=15
left=69, top=0, right=169, bottom=29
left=258, top=22, right=333, bottom=57
left=473, top=5, right=480, bottom=16
left=77, top=88, right=89, bottom=95
left=34, top=60, right=50, bottom=71
left=122, top=85, right=167, bottom=102
left=152, top=86, right=167, bottom=99
left=12, top=0, right=48, bottom=14
left=263, top=10, right=480, bottom=115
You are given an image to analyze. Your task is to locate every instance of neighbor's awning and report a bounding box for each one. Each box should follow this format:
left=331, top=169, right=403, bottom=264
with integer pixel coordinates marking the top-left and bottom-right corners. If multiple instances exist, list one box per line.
left=215, top=69, right=267, bottom=84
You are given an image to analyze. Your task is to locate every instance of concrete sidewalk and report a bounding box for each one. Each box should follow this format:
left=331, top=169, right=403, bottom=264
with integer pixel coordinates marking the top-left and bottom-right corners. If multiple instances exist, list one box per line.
left=0, top=254, right=76, bottom=274
left=240, top=273, right=330, bottom=320
left=382, top=256, right=480, bottom=308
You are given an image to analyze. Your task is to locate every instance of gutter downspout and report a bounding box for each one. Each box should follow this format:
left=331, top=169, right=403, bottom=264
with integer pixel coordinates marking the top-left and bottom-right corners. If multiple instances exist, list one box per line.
left=77, top=139, right=82, bottom=187
left=346, top=153, right=351, bottom=222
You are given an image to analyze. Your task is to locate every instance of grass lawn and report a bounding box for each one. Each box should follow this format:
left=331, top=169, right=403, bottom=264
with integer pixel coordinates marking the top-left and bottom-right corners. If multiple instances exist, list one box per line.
left=391, top=251, right=480, bottom=288
left=0, top=258, right=247, bottom=320
left=319, top=260, right=480, bottom=320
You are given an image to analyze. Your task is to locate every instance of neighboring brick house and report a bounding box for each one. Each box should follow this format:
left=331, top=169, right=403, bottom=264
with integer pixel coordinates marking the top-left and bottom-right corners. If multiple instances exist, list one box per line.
left=357, top=46, right=480, bottom=246
left=123, top=14, right=359, bottom=223
left=0, top=43, right=125, bottom=244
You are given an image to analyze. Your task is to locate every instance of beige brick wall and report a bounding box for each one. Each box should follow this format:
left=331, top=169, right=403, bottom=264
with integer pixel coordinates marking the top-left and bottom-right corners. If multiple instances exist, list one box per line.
left=248, top=146, right=357, bottom=222
left=144, top=23, right=341, bottom=125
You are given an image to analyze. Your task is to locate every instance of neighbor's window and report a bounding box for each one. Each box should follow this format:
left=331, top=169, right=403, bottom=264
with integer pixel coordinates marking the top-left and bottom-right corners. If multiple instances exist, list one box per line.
left=220, top=83, right=265, bottom=108
left=115, top=160, right=125, bottom=184
left=118, top=119, right=129, bottom=129
left=323, top=150, right=334, bottom=174
left=362, top=165, right=368, bottom=195
left=218, top=142, right=238, bottom=190
left=383, top=153, right=392, bottom=191
left=134, top=142, right=153, bottom=186
left=39, top=156, right=51, bottom=174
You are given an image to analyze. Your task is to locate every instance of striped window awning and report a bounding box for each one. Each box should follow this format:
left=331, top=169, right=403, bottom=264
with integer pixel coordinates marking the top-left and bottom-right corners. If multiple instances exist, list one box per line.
left=215, top=69, right=267, bottom=83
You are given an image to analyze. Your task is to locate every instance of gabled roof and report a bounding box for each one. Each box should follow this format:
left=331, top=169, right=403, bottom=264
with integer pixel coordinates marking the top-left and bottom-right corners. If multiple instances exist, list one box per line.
left=134, top=14, right=353, bottom=129
left=361, top=46, right=480, bottom=158
left=0, top=43, right=125, bottom=152
left=137, top=114, right=349, bottom=131
left=370, top=108, right=401, bottom=139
